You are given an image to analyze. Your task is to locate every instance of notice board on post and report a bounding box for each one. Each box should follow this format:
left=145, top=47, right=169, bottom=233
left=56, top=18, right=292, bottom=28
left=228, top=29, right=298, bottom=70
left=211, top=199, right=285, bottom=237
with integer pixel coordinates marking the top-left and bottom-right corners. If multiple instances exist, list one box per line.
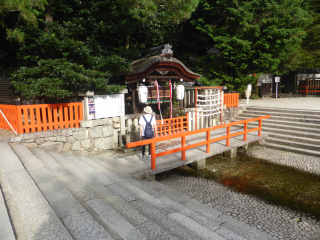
left=86, top=94, right=124, bottom=120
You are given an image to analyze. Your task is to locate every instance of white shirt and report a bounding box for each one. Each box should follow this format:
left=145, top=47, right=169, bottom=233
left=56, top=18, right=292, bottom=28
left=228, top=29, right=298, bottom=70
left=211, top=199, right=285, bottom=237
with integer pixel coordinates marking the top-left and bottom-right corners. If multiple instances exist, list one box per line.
left=139, top=114, right=156, bottom=137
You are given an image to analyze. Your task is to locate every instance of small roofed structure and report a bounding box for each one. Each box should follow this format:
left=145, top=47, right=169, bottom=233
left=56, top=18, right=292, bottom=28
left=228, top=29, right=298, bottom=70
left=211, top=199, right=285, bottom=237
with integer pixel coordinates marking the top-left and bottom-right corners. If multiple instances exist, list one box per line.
left=125, top=44, right=201, bottom=115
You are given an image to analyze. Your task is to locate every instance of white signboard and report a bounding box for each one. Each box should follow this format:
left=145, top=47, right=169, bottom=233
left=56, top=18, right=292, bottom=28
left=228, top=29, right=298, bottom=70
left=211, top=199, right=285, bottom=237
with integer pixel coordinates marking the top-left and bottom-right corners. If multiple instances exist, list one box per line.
left=275, top=77, right=281, bottom=82
left=257, top=73, right=273, bottom=86
left=87, top=94, right=124, bottom=120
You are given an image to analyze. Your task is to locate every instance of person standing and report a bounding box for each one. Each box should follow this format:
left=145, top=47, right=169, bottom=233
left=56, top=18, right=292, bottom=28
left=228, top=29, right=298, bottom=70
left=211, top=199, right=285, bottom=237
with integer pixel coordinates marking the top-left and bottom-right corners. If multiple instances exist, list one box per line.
left=139, top=106, right=157, bottom=160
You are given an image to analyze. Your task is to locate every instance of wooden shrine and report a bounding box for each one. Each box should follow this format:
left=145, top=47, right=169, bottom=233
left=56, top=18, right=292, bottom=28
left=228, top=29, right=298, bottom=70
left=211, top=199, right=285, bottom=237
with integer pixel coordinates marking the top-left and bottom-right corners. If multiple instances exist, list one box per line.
left=125, top=44, right=201, bottom=115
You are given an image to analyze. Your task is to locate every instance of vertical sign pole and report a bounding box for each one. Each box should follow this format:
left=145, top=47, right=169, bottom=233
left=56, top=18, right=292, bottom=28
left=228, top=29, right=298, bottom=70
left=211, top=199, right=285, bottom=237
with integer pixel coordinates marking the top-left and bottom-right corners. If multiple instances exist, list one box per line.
left=275, top=77, right=280, bottom=99
left=246, top=84, right=252, bottom=105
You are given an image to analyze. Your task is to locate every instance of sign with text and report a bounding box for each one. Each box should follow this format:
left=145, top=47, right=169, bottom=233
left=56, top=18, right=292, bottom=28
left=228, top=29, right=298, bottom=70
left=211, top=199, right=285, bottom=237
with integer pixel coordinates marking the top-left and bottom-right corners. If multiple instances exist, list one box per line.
left=86, top=94, right=124, bottom=120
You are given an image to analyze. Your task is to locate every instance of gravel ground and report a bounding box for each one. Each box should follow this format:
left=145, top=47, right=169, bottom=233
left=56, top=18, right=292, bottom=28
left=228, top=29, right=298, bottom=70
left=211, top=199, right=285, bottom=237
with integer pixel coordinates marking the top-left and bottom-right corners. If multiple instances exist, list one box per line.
left=0, top=128, right=18, bottom=139
left=158, top=147, right=320, bottom=240
left=247, top=146, right=320, bottom=176
left=158, top=97, right=320, bottom=240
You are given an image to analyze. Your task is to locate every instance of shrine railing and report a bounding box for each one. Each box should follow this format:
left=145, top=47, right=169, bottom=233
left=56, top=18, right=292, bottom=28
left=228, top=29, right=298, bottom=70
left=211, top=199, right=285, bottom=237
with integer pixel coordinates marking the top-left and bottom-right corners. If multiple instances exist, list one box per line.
left=126, top=115, right=270, bottom=170
left=156, top=113, right=188, bottom=137
left=224, top=92, right=239, bottom=108
left=0, top=100, right=83, bottom=134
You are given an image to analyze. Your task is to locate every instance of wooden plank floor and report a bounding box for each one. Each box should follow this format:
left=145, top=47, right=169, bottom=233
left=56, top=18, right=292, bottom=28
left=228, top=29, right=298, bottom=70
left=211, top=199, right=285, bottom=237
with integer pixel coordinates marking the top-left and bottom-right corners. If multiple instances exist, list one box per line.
left=114, top=126, right=268, bottom=178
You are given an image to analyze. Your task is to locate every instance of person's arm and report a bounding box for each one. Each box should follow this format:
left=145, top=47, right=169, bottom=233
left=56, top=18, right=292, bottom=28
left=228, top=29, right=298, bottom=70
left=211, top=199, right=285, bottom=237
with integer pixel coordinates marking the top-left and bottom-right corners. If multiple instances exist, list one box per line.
left=140, top=124, right=143, bottom=138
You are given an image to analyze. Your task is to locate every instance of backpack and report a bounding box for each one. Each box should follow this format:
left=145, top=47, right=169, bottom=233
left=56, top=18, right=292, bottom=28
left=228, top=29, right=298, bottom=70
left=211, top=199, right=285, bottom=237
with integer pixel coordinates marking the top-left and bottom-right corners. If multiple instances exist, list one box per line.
left=143, top=115, right=154, bottom=138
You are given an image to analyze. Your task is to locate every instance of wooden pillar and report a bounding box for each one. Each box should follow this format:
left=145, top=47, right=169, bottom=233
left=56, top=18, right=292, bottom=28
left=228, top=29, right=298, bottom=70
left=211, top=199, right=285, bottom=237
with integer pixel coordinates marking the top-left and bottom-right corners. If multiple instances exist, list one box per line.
left=132, top=89, right=139, bottom=114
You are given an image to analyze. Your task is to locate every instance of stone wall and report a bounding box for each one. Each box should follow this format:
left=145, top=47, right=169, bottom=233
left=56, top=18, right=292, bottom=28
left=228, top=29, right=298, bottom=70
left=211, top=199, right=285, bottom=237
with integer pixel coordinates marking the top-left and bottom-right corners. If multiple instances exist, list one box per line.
left=5, top=118, right=117, bottom=156
left=222, top=106, right=246, bottom=123
left=3, top=106, right=246, bottom=155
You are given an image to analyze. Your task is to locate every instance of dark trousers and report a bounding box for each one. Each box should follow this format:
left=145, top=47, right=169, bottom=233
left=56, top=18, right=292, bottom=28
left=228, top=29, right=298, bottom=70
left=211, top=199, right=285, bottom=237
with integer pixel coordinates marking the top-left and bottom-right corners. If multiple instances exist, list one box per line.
left=142, top=136, right=153, bottom=156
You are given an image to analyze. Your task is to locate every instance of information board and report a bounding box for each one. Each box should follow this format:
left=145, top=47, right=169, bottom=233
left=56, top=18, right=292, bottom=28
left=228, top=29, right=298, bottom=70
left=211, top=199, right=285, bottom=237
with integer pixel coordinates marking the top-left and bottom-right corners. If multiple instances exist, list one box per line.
left=86, top=94, right=124, bottom=120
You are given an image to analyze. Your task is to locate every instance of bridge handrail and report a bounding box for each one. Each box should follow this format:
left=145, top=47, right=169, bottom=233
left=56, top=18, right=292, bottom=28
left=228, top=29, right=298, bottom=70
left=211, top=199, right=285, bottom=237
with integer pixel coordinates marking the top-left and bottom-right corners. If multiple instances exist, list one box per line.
left=126, top=115, right=271, bottom=170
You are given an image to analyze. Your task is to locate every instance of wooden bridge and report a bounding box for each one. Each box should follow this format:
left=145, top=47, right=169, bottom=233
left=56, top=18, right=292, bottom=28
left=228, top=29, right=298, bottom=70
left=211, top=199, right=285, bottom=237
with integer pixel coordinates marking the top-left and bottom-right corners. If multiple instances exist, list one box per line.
left=126, top=115, right=270, bottom=178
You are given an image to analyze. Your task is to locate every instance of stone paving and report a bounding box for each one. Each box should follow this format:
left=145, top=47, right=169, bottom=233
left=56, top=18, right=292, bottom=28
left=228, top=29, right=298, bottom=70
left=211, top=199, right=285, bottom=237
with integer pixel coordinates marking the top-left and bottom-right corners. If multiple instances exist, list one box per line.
left=246, top=146, right=320, bottom=176
left=240, top=97, right=320, bottom=111
left=157, top=147, right=320, bottom=240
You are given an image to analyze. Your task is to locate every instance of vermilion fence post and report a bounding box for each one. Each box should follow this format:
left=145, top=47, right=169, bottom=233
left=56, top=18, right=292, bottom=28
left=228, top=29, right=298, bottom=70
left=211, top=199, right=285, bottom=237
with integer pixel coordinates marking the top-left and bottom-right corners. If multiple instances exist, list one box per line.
left=306, top=86, right=308, bottom=96
left=150, top=142, right=156, bottom=170
left=206, top=130, right=210, bottom=153
left=226, top=125, right=230, bottom=147
left=244, top=122, right=247, bottom=141
left=181, top=136, right=186, bottom=161
left=258, top=119, right=262, bottom=137
left=16, top=105, right=23, bottom=134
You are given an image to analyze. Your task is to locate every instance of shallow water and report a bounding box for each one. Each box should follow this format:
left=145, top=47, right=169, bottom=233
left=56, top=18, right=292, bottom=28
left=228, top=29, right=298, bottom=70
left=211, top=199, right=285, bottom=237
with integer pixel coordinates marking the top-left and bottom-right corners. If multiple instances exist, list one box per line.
left=156, top=146, right=320, bottom=221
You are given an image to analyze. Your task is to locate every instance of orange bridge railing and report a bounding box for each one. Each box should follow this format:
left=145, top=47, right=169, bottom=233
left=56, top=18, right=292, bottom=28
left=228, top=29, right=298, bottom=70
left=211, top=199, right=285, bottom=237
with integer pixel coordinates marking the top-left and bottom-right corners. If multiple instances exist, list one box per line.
left=0, top=100, right=83, bottom=134
left=156, top=113, right=188, bottom=137
left=224, top=92, right=239, bottom=108
left=127, top=115, right=270, bottom=170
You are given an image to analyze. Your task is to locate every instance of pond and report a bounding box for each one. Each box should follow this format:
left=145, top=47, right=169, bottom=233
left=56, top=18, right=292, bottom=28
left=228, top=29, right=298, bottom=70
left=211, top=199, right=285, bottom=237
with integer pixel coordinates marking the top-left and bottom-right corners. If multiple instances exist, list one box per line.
left=156, top=144, right=320, bottom=221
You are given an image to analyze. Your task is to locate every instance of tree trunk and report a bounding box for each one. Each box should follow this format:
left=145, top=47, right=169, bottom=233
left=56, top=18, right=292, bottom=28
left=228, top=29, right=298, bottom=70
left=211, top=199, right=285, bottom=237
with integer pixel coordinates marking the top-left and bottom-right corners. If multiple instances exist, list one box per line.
left=45, top=0, right=54, bottom=31
left=126, top=35, right=130, bottom=49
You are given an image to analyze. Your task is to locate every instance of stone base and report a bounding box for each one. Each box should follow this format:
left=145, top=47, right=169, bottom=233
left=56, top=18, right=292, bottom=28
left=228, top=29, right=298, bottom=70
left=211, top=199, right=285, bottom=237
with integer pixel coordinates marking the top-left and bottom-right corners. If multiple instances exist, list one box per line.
left=188, top=159, right=206, bottom=170
left=224, top=148, right=237, bottom=158
left=242, top=144, right=249, bottom=150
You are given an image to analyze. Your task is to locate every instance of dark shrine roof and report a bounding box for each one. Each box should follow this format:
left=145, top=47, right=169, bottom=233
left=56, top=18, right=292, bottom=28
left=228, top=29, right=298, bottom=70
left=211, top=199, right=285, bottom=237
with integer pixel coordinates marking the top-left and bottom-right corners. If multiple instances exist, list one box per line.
left=125, top=54, right=201, bottom=84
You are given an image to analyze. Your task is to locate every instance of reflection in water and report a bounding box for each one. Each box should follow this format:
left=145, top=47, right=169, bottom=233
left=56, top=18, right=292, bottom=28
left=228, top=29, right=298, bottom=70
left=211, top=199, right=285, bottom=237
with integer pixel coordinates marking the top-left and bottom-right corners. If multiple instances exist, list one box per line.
left=156, top=147, right=320, bottom=221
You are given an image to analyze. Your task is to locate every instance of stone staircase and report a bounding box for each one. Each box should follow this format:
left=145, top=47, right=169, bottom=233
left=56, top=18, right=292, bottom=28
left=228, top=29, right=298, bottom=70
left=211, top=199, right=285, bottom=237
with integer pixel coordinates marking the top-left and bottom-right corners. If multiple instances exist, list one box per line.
left=236, top=106, right=320, bottom=156
left=0, top=140, right=275, bottom=240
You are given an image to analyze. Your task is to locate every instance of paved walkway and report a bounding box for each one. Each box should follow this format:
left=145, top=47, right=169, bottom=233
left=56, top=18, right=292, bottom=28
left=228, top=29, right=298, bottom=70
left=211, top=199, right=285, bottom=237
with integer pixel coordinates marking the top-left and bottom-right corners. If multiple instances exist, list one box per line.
left=240, top=97, right=320, bottom=110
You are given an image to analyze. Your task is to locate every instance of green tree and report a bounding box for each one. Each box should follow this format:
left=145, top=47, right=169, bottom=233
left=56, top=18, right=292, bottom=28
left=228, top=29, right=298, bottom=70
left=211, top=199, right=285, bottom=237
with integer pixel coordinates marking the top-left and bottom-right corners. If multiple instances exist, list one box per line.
left=0, top=0, right=47, bottom=41
left=11, top=0, right=136, bottom=99
left=0, top=0, right=48, bottom=72
left=191, top=0, right=312, bottom=91
left=11, top=0, right=199, bottom=99
left=295, top=0, right=320, bottom=69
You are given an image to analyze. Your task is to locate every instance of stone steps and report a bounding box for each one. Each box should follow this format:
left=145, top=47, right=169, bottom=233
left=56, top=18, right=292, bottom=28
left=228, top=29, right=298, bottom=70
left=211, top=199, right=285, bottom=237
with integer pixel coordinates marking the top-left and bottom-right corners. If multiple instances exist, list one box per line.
left=0, top=141, right=72, bottom=240
left=0, top=186, right=15, bottom=240
left=239, top=113, right=320, bottom=125
left=246, top=106, right=320, bottom=115
left=0, top=141, right=275, bottom=240
left=236, top=107, right=320, bottom=156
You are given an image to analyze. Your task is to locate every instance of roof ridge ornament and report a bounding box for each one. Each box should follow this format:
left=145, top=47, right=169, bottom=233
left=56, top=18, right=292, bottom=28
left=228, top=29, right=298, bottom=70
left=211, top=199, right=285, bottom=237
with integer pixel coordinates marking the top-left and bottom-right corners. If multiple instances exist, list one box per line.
left=162, top=44, right=173, bottom=54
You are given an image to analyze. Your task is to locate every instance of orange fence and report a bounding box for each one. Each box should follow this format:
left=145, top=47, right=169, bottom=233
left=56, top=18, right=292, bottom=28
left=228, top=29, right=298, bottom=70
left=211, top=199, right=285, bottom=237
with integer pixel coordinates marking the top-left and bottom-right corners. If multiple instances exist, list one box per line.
left=299, top=86, right=320, bottom=96
left=0, top=104, right=21, bottom=133
left=156, top=113, right=188, bottom=137
left=127, top=115, right=270, bottom=170
left=0, top=101, right=83, bottom=134
left=224, top=93, right=239, bottom=108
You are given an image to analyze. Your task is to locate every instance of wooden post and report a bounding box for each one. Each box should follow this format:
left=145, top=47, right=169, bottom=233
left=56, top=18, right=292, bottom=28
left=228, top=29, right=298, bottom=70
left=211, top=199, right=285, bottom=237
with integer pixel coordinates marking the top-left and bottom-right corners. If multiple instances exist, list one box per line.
left=206, top=130, right=210, bottom=153
left=181, top=136, right=186, bottom=161
left=150, top=142, right=156, bottom=170
left=133, top=118, right=139, bottom=132
left=127, top=119, right=132, bottom=132
left=244, top=122, right=247, bottom=141
left=226, top=125, right=230, bottom=147
left=120, top=115, right=126, bottom=147
left=132, top=89, right=139, bottom=114
left=258, top=119, right=262, bottom=137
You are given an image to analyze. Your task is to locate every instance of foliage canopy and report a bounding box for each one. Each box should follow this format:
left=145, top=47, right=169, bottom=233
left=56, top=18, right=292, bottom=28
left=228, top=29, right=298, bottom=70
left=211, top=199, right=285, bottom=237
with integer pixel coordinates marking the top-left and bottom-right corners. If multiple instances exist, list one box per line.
left=191, top=0, right=312, bottom=91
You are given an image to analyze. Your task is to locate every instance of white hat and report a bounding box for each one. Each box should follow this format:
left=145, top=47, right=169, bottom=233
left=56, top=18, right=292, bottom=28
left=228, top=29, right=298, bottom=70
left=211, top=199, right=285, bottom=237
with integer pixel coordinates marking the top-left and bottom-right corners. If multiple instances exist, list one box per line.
left=143, top=106, right=152, bottom=114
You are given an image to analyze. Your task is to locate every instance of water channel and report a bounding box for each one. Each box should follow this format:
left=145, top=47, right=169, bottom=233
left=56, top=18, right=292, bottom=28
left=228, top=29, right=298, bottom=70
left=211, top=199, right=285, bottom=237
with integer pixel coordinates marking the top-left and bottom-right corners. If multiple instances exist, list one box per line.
left=156, top=144, right=320, bottom=239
